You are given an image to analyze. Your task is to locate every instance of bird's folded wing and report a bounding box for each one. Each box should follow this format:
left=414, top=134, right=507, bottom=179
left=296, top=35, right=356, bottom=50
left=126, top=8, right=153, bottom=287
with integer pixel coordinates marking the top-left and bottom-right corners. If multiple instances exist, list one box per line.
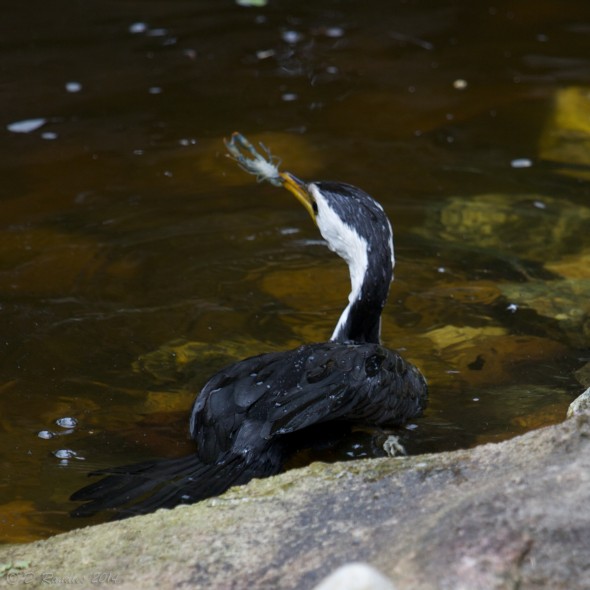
left=267, top=379, right=357, bottom=436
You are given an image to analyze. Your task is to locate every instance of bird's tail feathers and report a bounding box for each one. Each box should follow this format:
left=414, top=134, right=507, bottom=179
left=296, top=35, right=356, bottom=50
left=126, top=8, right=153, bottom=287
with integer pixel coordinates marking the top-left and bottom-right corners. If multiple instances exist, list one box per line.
left=70, top=453, right=251, bottom=518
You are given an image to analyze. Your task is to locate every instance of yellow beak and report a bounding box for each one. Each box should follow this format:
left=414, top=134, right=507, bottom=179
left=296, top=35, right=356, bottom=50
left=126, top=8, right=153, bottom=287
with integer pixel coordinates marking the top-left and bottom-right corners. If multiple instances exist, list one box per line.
left=280, top=172, right=316, bottom=223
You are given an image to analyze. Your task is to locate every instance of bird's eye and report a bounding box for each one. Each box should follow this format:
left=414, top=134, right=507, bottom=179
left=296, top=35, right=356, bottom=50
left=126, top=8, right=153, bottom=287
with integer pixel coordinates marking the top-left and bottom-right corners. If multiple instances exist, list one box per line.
left=312, top=200, right=318, bottom=214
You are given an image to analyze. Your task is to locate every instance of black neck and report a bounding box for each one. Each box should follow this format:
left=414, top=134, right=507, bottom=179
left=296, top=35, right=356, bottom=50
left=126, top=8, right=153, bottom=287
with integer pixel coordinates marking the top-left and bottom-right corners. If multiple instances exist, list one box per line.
left=331, top=254, right=393, bottom=345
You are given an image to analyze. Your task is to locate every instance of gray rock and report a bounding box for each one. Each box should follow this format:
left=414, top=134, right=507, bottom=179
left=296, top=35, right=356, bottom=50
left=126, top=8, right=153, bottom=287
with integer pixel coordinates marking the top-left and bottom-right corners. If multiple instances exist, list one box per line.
left=567, top=387, right=590, bottom=418
left=0, top=414, right=588, bottom=590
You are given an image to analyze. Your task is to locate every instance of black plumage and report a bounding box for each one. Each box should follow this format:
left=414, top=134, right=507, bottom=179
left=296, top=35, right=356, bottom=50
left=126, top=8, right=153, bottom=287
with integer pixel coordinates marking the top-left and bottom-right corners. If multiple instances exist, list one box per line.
left=71, top=174, right=428, bottom=518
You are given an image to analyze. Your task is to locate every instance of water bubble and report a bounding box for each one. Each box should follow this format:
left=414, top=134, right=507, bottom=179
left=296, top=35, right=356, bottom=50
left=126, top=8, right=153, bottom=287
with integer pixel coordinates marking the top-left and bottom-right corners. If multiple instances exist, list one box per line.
left=65, top=81, right=82, bottom=93
left=53, top=449, right=77, bottom=460
left=237, top=0, right=268, bottom=6
left=324, top=27, right=344, bottom=38
left=282, top=30, right=303, bottom=44
left=129, top=22, right=148, bottom=34
left=256, top=49, right=275, bottom=60
left=56, top=417, right=78, bottom=429
left=7, top=118, right=47, bottom=134
left=511, top=158, right=533, bottom=168
left=38, top=430, right=56, bottom=440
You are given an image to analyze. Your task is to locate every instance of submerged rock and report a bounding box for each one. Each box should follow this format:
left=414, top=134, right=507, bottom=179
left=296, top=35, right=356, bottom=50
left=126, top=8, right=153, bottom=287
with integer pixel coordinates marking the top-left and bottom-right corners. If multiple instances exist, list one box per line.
left=1, top=412, right=588, bottom=589
left=575, top=362, right=590, bottom=388
left=501, top=278, right=590, bottom=346
left=545, top=248, right=590, bottom=280
left=418, top=192, right=590, bottom=262
left=419, top=324, right=568, bottom=388
left=133, top=338, right=281, bottom=384
left=500, top=247, right=590, bottom=347
left=540, top=86, right=590, bottom=180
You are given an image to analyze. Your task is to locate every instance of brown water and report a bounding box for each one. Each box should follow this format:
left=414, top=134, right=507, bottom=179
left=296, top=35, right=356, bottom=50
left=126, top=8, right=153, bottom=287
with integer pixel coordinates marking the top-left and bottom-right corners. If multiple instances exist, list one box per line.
left=1, top=0, right=589, bottom=542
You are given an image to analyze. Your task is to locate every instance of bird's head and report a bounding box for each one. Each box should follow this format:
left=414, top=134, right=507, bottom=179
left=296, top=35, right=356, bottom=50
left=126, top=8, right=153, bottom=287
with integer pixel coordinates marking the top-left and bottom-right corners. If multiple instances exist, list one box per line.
left=280, top=172, right=395, bottom=274
left=280, top=172, right=395, bottom=343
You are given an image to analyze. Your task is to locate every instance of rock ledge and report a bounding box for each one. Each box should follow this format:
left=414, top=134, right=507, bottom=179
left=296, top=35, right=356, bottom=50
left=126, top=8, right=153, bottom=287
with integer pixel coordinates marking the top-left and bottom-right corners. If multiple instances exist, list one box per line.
left=1, top=414, right=588, bottom=589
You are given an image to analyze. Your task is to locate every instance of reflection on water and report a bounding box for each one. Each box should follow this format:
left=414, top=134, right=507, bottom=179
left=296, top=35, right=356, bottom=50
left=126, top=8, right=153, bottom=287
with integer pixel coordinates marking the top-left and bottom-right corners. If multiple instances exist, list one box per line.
left=1, top=0, right=589, bottom=542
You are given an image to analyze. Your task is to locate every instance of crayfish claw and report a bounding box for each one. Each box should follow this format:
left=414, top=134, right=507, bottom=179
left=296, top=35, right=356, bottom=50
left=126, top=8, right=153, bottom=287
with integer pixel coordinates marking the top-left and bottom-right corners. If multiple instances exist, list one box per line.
left=224, top=132, right=284, bottom=186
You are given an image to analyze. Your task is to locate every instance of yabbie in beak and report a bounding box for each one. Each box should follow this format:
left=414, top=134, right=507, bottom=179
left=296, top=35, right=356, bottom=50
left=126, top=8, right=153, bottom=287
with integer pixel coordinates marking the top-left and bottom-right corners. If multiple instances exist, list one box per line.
left=280, top=172, right=317, bottom=223
left=223, top=132, right=317, bottom=224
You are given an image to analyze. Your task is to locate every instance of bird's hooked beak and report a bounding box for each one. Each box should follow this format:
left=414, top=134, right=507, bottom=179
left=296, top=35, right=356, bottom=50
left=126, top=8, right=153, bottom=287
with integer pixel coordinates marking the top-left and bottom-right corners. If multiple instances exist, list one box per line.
left=280, top=172, right=317, bottom=223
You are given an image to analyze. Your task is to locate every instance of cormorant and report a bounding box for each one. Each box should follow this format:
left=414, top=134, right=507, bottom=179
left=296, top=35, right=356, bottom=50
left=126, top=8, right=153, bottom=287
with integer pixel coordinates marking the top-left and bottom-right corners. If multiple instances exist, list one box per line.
left=70, top=136, right=428, bottom=518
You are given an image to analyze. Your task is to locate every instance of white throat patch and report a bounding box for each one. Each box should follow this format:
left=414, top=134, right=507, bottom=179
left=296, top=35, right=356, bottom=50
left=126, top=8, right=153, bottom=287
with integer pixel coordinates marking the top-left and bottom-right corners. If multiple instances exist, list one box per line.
left=308, top=183, right=369, bottom=340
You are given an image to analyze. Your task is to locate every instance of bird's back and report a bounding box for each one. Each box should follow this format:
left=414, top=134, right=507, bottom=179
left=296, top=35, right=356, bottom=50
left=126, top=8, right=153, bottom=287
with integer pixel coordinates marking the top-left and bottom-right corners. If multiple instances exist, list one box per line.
left=191, top=341, right=428, bottom=463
